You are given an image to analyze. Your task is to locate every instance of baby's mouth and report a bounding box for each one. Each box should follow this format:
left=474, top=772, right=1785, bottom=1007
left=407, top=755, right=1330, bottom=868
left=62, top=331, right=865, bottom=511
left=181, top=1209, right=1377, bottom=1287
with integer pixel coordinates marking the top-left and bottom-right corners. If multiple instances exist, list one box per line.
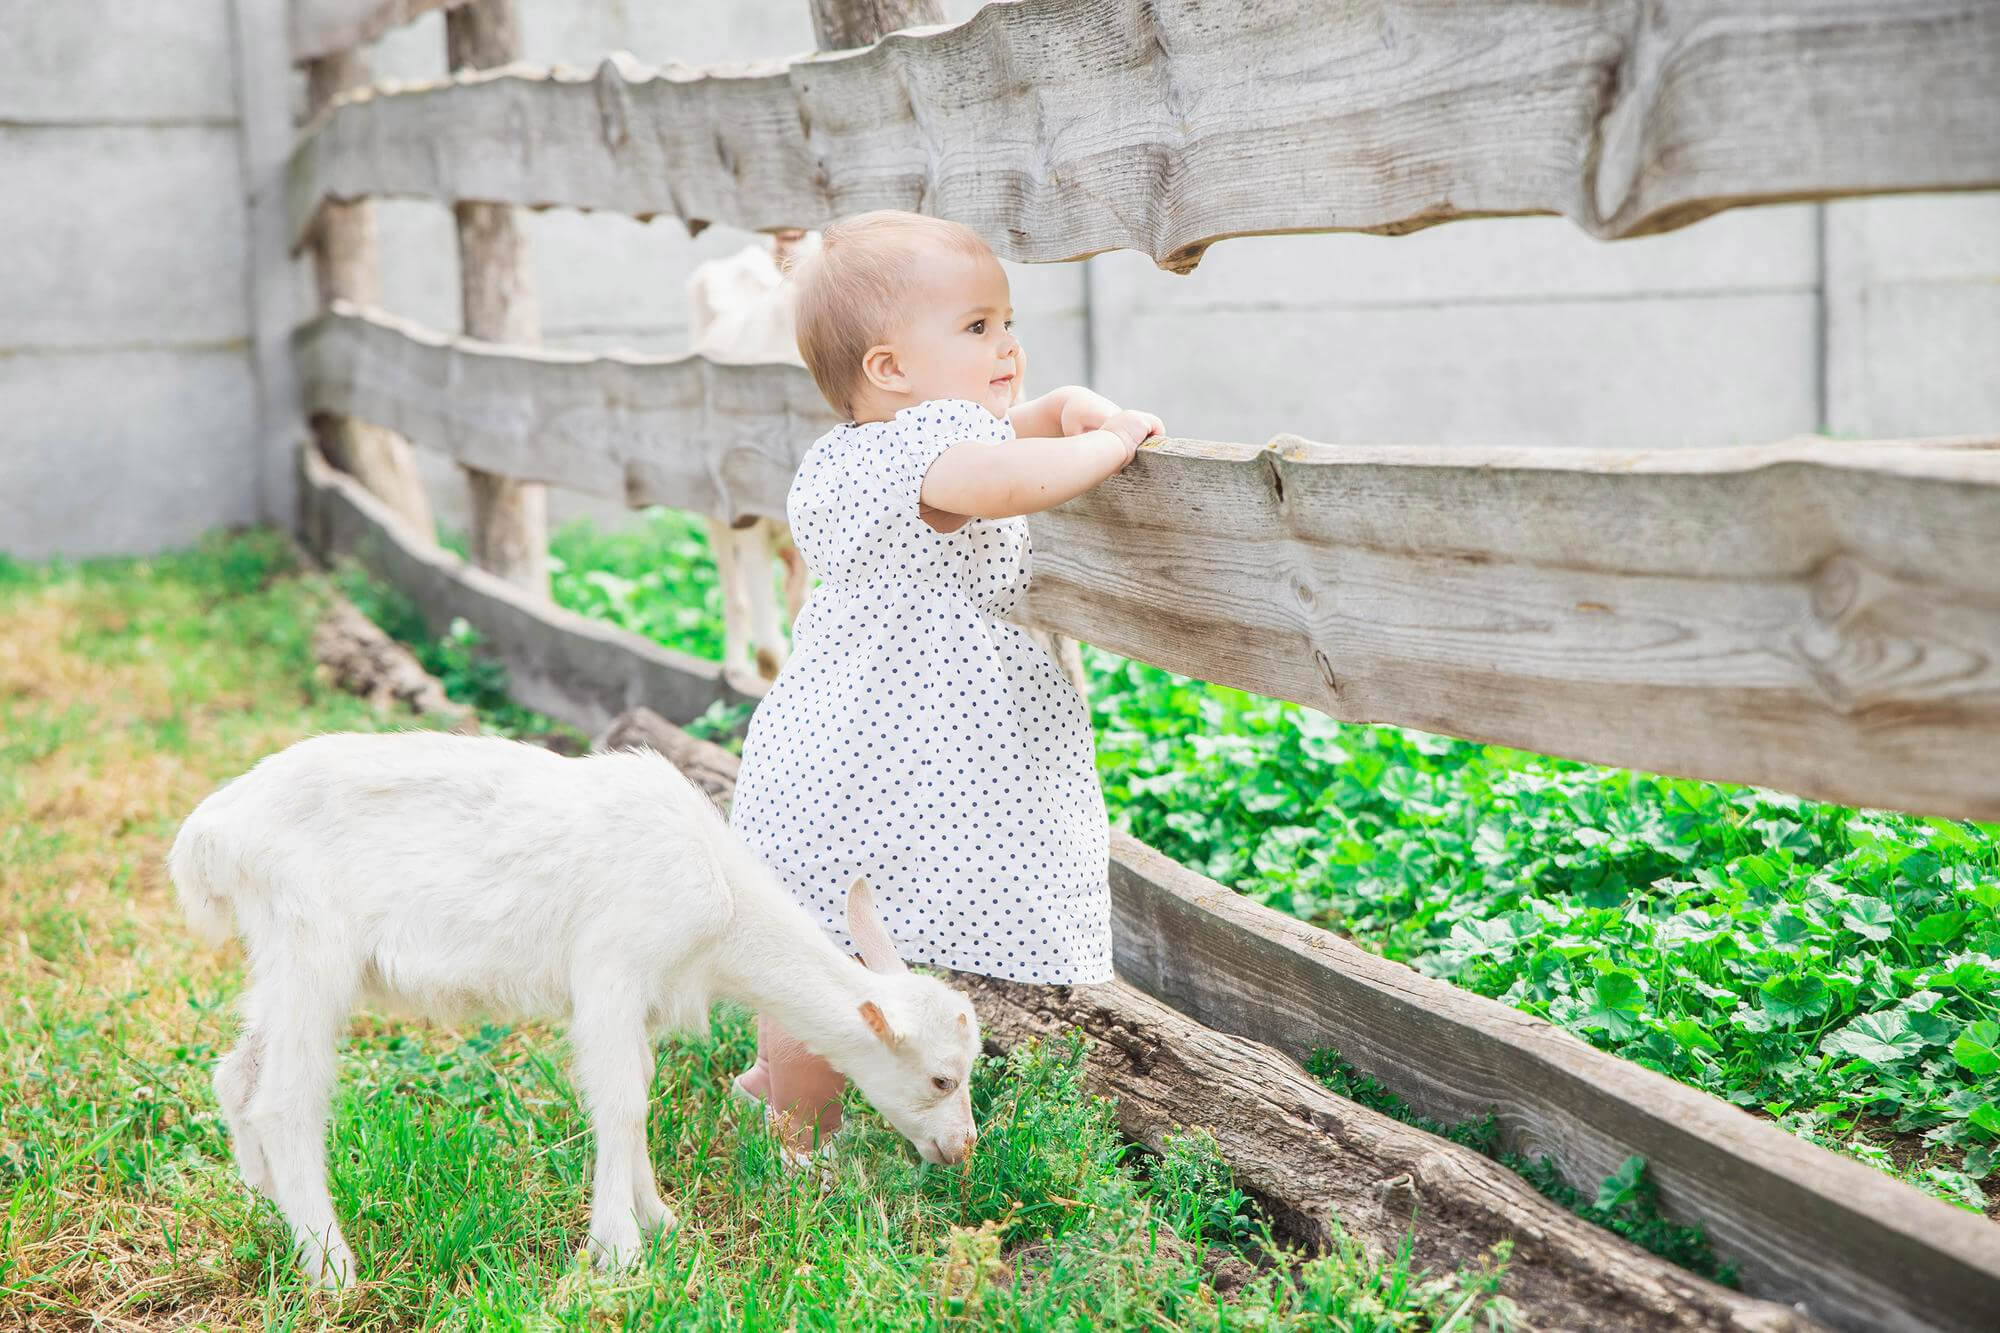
left=989, top=373, right=1015, bottom=391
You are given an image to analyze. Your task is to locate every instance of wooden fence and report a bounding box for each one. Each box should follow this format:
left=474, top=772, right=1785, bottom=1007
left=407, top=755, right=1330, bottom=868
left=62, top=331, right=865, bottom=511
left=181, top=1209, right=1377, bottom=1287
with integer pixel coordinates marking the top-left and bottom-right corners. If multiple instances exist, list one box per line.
left=271, top=1, right=2000, bottom=1330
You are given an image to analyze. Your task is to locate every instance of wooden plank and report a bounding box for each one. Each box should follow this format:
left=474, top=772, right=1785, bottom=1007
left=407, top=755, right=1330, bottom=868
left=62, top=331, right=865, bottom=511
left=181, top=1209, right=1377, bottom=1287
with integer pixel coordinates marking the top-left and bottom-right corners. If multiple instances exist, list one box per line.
left=290, top=0, right=472, bottom=65
left=961, top=975, right=1824, bottom=1333
left=296, top=440, right=763, bottom=734
left=1104, top=836, right=2000, bottom=1333
left=287, top=0, right=2000, bottom=269
left=295, top=303, right=2000, bottom=818
left=1020, top=433, right=2000, bottom=821
left=295, top=304, right=836, bottom=522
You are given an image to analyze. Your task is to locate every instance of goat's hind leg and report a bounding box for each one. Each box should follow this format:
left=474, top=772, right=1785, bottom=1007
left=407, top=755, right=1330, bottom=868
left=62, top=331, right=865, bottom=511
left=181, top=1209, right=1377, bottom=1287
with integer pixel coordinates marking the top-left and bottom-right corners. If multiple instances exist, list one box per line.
left=213, top=1027, right=273, bottom=1197
left=243, top=974, right=358, bottom=1290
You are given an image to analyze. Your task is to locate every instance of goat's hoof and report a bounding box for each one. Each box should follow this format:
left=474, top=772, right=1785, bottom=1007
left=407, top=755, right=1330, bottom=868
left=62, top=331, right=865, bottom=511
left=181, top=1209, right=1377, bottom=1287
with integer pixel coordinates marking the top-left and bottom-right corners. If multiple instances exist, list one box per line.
left=635, top=1198, right=677, bottom=1236
left=588, top=1228, right=643, bottom=1272
left=303, top=1242, right=357, bottom=1293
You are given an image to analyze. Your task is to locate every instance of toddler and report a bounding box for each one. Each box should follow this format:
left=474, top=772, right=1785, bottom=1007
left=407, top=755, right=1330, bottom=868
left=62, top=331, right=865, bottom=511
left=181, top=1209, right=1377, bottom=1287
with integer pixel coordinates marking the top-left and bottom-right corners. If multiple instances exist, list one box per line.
left=726, top=209, right=1163, bottom=1159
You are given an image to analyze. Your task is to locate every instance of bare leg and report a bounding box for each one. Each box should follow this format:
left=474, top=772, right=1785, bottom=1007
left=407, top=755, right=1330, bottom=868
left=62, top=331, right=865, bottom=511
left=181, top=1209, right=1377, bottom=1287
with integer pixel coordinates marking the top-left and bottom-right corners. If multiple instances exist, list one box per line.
left=758, top=1015, right=846, bottom=1158
left=571, top=987, right=669, bottom=1269
left=243, top=979, right=355, bottom=1290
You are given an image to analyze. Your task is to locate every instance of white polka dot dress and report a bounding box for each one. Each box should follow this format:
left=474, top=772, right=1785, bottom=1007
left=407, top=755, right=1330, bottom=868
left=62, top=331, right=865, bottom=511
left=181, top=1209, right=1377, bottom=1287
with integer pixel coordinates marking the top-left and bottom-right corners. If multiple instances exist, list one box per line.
left=729, top=398, right=1113, bottom=984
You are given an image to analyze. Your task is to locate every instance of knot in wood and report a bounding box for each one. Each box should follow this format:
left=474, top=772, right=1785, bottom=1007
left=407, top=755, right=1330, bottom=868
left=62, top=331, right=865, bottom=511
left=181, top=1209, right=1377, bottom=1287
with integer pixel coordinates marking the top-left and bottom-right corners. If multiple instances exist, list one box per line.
left=1374, top=1171, right=1419, bottom=1218
left=1808, top=553, right=1861, bottom=622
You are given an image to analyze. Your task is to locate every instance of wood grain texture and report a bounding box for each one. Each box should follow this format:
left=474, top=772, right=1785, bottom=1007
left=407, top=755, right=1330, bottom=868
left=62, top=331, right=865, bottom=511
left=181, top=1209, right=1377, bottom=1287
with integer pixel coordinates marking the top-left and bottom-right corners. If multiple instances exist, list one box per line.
left=295, top=303, right=2000, bottom=818
left=808, top=0, right=943, bottom=54
left=1105, top=835, right=2000, bottom=1333
left=960, top=975, right=1820, bottom=1333
left=287, top=0, right=2000, bottom=268
left=1022, top=434, right=2000, bottom=821
left=312, top=597, right=477, bottom=728
left=446, top=0, right=550, bottom=597
left=296, top=304, right=838, bottom=522
left=297, top=441, right=764, bottom=734
left=592, top=705, right=741, bottom=812
left=291, top=0, right=473, bottom=65
left=305, top=48, right=439, bottom=541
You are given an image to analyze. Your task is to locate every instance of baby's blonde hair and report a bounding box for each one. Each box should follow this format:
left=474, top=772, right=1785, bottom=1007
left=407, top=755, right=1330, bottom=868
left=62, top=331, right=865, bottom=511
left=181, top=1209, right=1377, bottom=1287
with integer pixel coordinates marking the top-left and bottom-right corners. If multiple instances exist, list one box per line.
left=790, top=210, right=994, bottom=418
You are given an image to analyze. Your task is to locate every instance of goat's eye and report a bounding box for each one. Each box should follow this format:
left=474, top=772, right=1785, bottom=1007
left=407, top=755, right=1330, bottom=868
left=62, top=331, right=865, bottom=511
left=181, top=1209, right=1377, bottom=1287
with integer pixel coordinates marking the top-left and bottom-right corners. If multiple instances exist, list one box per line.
left=932, top=1075, right=955, bottom=1093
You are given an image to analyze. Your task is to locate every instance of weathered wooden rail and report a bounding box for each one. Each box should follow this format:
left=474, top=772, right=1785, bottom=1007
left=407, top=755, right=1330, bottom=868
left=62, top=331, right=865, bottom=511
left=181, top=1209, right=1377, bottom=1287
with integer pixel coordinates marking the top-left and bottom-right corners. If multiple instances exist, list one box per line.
left=278, top=0, right=2000, bottom=1328
left=300, top=304, right=2000, bottom=820
left=287, top=0, right=2000, bottom=270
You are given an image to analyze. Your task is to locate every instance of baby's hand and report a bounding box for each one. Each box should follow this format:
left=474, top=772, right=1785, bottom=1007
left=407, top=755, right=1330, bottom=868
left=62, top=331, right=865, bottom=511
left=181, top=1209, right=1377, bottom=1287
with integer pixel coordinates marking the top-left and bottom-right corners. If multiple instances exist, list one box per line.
left=1098, top=409, right=1164, bottom=467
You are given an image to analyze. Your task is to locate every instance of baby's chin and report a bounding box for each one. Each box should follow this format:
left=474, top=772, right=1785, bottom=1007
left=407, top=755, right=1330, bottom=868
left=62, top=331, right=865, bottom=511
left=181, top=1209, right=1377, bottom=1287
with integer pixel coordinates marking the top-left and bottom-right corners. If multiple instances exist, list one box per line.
left=970, top=386, right=1013, bottom=419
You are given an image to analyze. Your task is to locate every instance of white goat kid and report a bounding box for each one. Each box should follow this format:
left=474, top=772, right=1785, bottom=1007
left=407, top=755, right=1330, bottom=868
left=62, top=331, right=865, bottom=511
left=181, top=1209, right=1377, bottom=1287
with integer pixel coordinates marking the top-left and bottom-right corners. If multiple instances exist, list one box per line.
left=169, top=731, right=981, bottom=1290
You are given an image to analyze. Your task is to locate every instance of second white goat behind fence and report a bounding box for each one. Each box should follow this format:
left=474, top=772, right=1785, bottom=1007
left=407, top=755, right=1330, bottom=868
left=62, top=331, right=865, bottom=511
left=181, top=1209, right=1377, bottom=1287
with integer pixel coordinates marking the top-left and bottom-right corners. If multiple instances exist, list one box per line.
left=169, top=730, right=982, bottom=1289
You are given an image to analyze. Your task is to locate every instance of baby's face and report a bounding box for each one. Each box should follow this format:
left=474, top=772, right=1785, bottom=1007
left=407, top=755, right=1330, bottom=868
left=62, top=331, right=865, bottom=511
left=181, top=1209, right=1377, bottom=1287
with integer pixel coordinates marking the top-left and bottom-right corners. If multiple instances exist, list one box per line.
left=888, top=245, right=1021, bottom=420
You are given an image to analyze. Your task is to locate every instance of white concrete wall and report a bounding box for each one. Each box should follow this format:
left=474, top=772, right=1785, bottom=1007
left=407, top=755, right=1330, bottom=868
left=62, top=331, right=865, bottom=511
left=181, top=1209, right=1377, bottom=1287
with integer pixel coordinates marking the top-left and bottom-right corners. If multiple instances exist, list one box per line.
left=2, top=0, right=1994, bottom=558
left=0, top=0, right=261, bottom=559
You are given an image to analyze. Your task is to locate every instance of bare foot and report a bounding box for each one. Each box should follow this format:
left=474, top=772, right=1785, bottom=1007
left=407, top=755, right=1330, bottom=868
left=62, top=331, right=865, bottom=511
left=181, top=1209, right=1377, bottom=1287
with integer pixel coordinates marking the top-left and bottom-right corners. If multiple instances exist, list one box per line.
left=732, top=1059, right=772, bottom=1104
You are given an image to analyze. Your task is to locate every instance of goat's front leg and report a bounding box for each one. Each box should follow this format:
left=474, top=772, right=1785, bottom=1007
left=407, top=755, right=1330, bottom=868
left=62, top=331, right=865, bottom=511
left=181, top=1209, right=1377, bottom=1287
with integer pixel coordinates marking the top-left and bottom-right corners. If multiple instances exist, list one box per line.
left=570, top=989, right=671, bottom=1269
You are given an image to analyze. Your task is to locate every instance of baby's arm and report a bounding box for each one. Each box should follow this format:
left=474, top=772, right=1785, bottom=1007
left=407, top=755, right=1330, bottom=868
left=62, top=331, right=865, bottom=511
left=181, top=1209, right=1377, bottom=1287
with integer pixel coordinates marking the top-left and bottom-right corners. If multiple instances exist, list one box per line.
left=1007, top=385, right=1123, bottom=440
left=921, top=412, right=1162, bottom=520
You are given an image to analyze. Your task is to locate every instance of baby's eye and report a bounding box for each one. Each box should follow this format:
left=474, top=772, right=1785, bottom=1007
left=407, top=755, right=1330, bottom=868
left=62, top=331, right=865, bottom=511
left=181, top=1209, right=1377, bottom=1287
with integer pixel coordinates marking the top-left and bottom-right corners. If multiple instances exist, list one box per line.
left=1004, top=320, right=1014, bottom=331
left=967, top=319, right=986, bottom=335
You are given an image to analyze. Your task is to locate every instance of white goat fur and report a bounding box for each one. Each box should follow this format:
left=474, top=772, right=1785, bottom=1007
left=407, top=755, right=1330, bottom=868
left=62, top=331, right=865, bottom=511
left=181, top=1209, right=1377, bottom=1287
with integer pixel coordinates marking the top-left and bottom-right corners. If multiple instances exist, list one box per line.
left=689, top=235, right=812, bottom=683
left=169, top=730, right=982, bottom=1289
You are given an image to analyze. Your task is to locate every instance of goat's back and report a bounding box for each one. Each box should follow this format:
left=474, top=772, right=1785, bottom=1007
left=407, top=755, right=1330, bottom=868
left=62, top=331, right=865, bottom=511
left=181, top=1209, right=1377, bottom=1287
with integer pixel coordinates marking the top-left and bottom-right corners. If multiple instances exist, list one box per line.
left=170, top=732, right=736, bottom=1021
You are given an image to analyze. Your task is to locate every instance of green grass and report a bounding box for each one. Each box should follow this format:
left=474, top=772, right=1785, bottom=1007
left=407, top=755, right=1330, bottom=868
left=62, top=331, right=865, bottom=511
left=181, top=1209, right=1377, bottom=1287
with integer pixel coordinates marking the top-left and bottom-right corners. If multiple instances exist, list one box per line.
left=0, top=531, right=1514, bottom=1330
left=506, top=510, right=2000, bottom=1218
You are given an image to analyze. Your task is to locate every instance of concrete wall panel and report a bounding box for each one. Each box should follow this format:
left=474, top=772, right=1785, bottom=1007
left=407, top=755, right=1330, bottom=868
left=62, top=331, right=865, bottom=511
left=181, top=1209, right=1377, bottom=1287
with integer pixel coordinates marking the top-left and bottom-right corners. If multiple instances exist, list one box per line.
left=0, top=0, right=238, bottom=122
left=1092, top=294, right=1820, bottom=449
left=1089, top=207, right=1820, bottom=319
left=0, top=126, right=249, bottom=347
left=1826, top=194, right=2000, bottom=437
left=0, top=349, right=259, bottom=559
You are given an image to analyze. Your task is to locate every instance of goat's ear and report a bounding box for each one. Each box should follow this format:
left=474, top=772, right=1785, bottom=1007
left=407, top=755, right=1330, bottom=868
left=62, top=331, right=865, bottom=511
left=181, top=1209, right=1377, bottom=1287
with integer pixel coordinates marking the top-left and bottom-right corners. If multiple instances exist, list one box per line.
left=858, top=1000, right=903, bottom=1049
left=847, top=877, right=907, bottom=975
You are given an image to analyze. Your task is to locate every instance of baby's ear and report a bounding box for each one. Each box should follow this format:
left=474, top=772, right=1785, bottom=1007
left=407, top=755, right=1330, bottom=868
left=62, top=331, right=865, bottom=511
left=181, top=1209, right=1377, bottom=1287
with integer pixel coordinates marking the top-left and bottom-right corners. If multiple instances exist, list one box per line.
left=861, top=344, right=905, bottom=395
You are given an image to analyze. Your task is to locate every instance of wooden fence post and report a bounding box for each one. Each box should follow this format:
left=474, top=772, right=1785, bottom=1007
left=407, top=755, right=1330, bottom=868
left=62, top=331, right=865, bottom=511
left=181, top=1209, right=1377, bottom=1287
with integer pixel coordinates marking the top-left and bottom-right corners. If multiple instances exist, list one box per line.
left=807, top=0, right=943, bottom=51
left=303, top=49, right=436, bottom=539
left=445, top=0, right=549, bottom=596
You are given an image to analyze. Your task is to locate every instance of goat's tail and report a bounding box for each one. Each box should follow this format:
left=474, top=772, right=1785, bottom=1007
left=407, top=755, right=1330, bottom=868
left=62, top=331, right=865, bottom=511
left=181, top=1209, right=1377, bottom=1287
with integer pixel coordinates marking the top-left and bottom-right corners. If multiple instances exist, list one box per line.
left=167, top=801, right=240, bottom=948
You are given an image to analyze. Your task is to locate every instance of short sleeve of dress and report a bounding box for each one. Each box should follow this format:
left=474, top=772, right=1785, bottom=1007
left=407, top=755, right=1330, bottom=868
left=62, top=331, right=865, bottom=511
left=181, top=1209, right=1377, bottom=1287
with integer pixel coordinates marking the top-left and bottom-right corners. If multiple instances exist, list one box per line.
left=874, top=398, right=1013, bottom=518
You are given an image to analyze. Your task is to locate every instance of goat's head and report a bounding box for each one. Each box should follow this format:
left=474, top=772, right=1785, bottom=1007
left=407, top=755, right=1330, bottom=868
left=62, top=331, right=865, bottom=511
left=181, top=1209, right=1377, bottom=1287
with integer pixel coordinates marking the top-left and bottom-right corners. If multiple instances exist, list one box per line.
left=838, top=877, right=982, bottom=1165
